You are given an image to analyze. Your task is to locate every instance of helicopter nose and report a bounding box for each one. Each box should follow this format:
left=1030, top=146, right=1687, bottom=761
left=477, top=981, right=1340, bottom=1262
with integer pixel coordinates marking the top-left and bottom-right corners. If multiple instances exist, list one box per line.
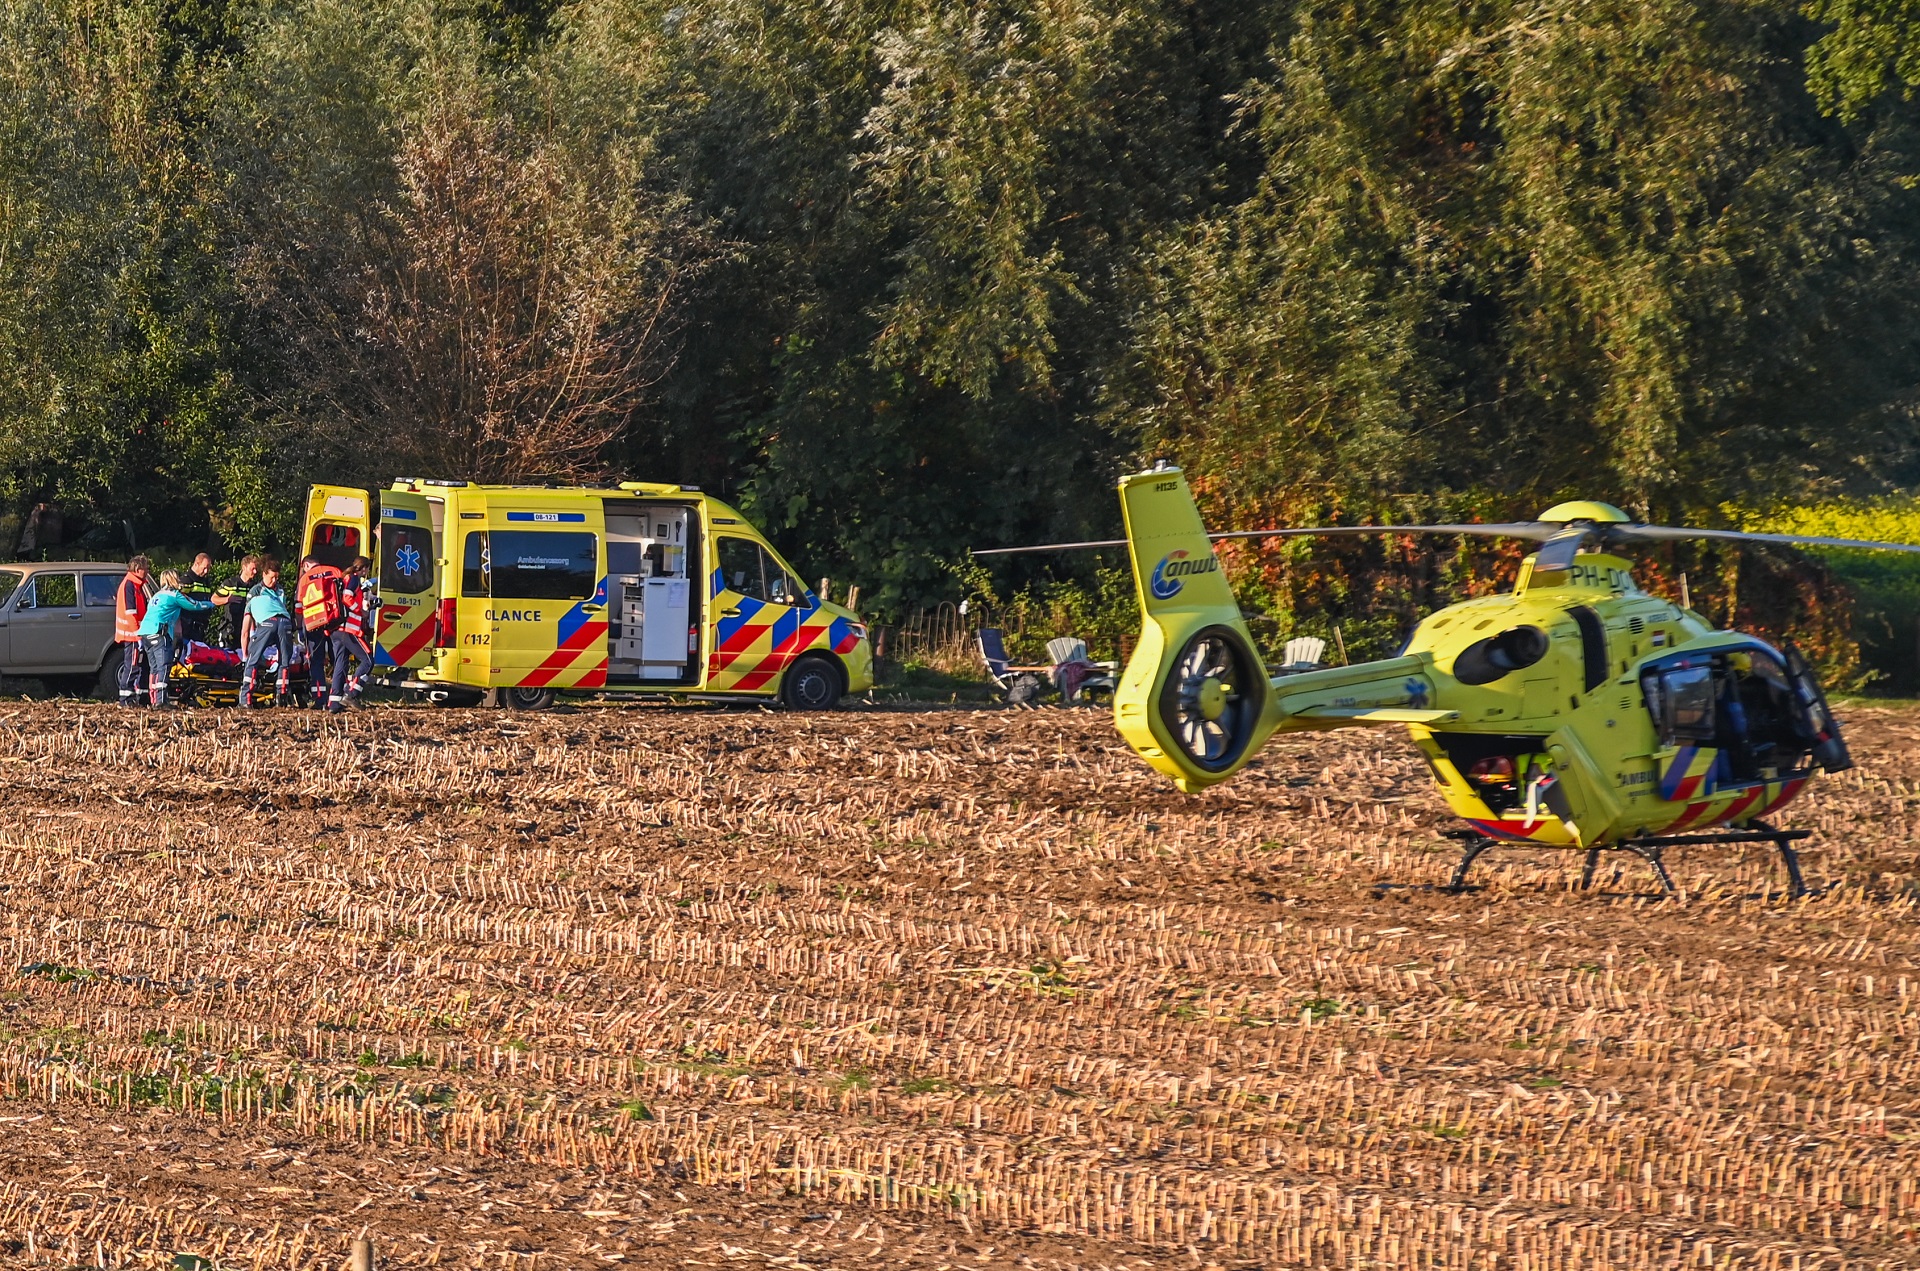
left=1197, top=677, right=1228, bottom=721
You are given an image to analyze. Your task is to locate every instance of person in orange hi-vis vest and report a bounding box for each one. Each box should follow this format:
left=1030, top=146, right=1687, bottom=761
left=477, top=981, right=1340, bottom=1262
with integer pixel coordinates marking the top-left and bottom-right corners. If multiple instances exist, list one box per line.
left=113, top=555, right=153, bottom=707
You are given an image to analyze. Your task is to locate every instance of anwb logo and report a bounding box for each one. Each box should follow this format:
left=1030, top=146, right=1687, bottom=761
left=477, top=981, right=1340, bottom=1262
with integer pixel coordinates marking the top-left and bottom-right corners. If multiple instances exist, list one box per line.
left=1150, top=550, right=1218, bottom=600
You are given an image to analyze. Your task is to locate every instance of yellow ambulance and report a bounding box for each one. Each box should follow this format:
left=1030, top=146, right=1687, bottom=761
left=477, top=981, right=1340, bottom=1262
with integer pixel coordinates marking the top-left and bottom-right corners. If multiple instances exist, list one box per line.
left=301, top=479, right=872, bottom=709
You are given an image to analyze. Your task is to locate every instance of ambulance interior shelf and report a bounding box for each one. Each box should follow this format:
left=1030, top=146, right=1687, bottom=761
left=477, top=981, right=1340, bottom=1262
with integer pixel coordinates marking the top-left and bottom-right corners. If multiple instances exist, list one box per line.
left=605, top=501, right=696, bottom=684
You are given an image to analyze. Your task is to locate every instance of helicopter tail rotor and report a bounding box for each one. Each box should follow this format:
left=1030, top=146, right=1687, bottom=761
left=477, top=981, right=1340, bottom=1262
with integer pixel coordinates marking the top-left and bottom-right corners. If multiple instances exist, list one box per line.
left=1113, top=467, right=1278, bottom=791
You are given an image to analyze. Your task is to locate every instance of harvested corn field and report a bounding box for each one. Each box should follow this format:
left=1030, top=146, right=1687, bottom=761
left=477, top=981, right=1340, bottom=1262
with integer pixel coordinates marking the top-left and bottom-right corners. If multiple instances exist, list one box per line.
left=0, top=701, right=1914, bottom=1268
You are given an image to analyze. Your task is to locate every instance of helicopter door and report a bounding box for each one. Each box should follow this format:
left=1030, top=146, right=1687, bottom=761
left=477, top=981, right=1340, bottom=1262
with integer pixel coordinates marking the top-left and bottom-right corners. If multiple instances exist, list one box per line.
left=1539, top=728, right=1624, bottom=846
left=1784, top=645, right=1851, bottom=773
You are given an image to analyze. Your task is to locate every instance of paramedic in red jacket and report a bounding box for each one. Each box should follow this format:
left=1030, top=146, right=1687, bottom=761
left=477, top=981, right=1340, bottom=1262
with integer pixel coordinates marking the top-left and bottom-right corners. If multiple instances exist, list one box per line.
left=328, top=556, right=375, bottom=712
left=295, top=555, right=338, bottom=707
left=113, top=555, right=153, bottom=707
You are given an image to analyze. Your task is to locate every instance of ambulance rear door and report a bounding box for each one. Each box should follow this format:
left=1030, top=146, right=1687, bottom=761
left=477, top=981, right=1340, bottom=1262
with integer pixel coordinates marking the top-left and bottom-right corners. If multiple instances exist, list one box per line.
left=304, top=485, right=370, bottom=570
left=374, top=489, right=441, bottom=672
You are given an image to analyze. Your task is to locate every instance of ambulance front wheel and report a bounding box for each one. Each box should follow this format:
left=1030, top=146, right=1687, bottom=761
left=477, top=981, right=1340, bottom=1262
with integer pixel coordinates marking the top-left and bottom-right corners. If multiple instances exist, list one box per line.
left=504, top=686, right=558, bottom=711
left=780, top=655, right=844, bottom=711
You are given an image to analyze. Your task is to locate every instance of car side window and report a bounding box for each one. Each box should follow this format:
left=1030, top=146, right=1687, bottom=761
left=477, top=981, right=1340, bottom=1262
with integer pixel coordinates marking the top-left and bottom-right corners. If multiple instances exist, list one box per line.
left=20, top=574, right=76, bottom=609
left=718, top=537, right=764, bottom=601
left=0, top=571, right=21, bottom=608
left=82, top=575, right=116, bottom=607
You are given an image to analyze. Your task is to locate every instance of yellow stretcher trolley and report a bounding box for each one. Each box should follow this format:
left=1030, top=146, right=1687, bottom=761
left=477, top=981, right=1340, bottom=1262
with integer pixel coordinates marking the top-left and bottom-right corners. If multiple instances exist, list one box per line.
left=302, top=480, right=873, bottom=709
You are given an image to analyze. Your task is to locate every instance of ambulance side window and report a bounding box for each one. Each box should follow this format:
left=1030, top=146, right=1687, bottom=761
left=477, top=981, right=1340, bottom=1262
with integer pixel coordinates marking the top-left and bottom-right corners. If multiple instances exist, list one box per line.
left=382, top=526, right=436, bottom=596
left=718, top=537, right=764, bottom=601
left=765, top=556, right=803, bottom=605
left=490, top=531, right=596, bottom=601
left=462, top=533, right=490, bottom=597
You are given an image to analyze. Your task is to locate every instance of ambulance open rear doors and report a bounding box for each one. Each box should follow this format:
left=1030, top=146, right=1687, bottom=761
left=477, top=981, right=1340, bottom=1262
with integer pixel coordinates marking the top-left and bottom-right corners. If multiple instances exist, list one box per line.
left=304, top=484, right=441, bottom=674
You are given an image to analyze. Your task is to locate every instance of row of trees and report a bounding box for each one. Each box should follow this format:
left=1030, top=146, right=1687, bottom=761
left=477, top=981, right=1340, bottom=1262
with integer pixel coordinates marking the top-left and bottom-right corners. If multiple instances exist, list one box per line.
left=5, top=0, right=1920, bottom=650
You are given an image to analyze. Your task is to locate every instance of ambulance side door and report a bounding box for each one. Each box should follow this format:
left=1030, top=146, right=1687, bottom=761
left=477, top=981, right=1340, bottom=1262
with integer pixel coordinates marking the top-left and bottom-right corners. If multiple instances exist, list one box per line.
left=374, top=491, right=441, bottom=671
left=491, top=508, right=608, bottom=691
left=707, top=535, right=804, bottom=694
left=304, top=485, right=371, bottom=569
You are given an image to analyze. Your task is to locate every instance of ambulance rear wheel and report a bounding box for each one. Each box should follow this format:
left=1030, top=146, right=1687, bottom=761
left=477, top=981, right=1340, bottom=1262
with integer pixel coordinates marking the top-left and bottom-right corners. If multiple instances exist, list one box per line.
left=780, top=656, right=843, bottom=710
left=504, top=686, right=557, bottom=711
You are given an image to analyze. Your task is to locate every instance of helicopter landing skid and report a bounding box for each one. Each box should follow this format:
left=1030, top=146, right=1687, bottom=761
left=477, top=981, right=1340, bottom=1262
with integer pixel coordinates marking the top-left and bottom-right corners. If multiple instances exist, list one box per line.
left=1441, top=821, right=1810, bottom=898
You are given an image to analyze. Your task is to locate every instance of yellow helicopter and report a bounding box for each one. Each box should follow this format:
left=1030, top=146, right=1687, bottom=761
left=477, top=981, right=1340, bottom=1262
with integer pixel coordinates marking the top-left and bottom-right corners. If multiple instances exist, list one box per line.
left=979, top=466, right=1920, bottom=896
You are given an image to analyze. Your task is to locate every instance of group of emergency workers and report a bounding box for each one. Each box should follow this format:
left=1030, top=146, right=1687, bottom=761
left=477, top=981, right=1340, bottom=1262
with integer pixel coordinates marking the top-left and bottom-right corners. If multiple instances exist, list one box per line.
left=111, top=551, right=377, bottom=711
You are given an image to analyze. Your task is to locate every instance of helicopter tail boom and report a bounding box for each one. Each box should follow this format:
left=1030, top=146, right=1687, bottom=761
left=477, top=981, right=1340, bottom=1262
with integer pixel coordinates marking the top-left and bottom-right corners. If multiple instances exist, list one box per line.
left=1113, top=467, right=1453, bottom=791
left=1267, top=654, right=1451, bottom=729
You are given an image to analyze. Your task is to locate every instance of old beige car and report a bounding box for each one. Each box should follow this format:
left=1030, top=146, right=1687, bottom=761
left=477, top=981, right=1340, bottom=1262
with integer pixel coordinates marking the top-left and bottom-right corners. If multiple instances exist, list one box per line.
left=0, top=562, right=129, bottom=696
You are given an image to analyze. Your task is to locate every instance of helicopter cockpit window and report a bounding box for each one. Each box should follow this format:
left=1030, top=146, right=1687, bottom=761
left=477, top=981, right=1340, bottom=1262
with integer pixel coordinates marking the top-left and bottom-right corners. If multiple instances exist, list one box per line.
left=1643, top=649, right=1830, bottom=781
left=1667, top=665, right=1718, bottom=740
left=1648, top=664, right=1716, bottom=744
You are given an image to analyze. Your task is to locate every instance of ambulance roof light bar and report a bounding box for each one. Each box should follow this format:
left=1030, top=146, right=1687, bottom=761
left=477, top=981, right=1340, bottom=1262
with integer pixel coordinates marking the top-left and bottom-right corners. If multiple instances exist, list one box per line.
left=617, top=481, right=701, bottom=494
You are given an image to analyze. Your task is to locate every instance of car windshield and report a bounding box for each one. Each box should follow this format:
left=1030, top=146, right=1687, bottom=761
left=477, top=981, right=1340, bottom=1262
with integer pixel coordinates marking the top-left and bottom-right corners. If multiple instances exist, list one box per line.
left=0, top=571, right=19, bottom=607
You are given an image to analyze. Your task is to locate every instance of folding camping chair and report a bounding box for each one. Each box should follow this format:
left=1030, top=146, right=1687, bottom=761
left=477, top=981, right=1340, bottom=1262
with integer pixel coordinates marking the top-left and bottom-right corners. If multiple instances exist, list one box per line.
left=1275, top=636, right=1327, bottom=675
left=977, top=628, right=1054, bottom=706
left=1044, top=636, right=1119, bottom=704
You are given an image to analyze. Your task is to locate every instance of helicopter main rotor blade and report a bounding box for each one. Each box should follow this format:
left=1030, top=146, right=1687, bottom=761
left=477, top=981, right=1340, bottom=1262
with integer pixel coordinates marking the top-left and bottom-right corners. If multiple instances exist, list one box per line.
left=970, top=522, right=1559, bottom=557
left=1606, top=525, right=1920, bottom=554
left=1530, top=527, right=1592, bottom=572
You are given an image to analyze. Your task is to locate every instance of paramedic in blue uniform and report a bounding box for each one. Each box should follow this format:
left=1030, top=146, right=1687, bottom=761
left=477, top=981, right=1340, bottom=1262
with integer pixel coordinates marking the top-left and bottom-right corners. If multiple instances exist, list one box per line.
left=137, top=569, right=215, bottom=708
left=328, top=556, right=376, bottom=712
left=239, top=558, right=296, bottom=707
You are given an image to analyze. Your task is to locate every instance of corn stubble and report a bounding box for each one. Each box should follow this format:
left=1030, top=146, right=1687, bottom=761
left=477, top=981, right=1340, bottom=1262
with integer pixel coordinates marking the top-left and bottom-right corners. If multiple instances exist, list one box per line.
left=0, top=701, right=1913, bottom=1267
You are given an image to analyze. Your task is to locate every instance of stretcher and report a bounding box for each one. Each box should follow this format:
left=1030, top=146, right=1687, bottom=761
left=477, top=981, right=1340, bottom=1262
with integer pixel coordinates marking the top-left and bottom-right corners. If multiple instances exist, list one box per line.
left=169, top=640, right=315, bottom=707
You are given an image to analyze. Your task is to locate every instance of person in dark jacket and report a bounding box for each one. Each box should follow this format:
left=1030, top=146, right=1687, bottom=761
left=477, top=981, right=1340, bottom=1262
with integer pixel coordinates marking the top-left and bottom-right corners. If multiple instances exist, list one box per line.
left=177, top=552, right=218, bottom=644
left=217, top=554, right=259, bottom=648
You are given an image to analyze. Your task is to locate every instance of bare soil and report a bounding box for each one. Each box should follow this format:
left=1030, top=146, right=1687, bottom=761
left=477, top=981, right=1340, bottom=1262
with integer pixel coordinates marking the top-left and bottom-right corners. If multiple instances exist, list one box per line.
left=0, top=697, right=1912, bottom=1268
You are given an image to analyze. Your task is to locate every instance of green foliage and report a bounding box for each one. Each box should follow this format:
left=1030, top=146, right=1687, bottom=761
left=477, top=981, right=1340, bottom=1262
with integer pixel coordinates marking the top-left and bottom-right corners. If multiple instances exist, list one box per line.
left=1753, top=497, right=1920, bottom=691
left=0, top=0, right=1917, bottom=673
left=955, top=559, right=1137, bottom=664
left=1805, top=0, right=1920, bottom=120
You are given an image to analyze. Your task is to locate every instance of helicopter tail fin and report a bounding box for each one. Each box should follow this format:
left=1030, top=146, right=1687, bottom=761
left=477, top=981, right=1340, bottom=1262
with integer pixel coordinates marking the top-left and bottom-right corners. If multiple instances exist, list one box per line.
left=1114, top=467, right=1277, bottom=791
